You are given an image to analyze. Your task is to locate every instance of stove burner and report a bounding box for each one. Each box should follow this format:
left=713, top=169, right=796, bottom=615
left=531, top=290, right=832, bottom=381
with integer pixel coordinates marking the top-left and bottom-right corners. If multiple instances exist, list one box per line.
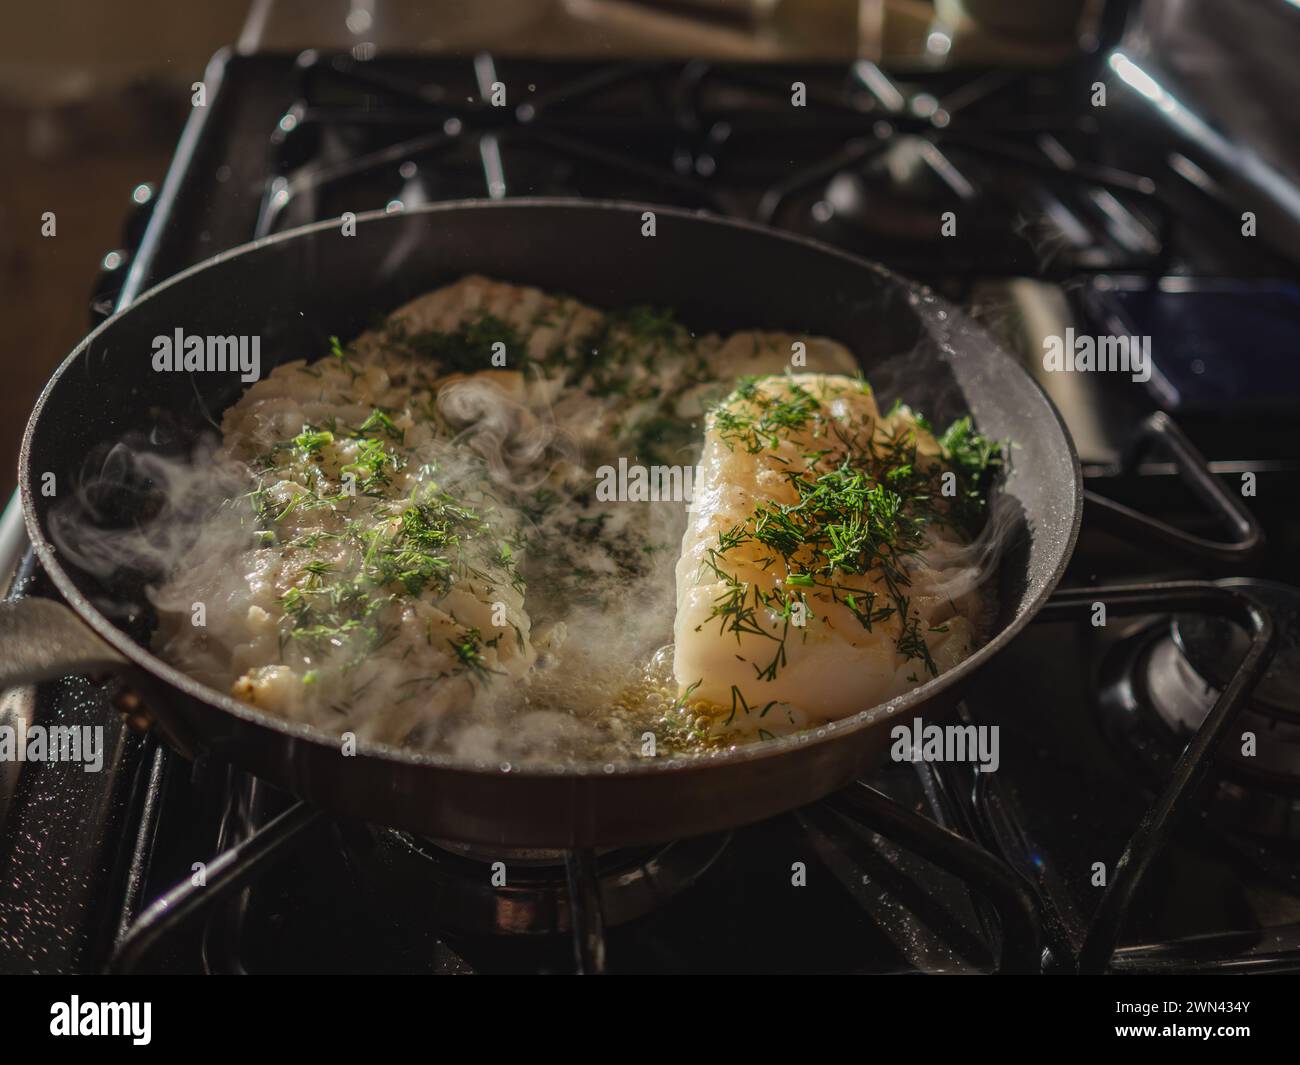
left=1175, top=579, right=1300, bottom=720
left=1098, top=579, right=1300, bottom=837
left=1145, top=581, right=1300, bottom=776
left=823, top=136, right=976, bottom=243
left=395, top=832, right=730, bottom=936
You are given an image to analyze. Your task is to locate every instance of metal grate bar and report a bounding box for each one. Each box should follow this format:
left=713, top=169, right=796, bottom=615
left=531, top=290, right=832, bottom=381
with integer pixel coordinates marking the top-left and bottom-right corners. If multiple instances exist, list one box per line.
left=107, top=802, right=327, bottom=973
left=1036, top=582, right=1276, bottom=972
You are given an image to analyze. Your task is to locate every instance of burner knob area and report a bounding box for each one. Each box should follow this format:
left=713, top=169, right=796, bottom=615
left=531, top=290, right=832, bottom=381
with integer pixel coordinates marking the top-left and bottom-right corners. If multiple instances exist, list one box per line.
left=1173, top=579, right=1300, bottom=721
left=1157, top=579, right=1300, bottom=792
left=1101, top=578, right=1300, bottom=830
left=1144, top=636, right=1215, bottom=734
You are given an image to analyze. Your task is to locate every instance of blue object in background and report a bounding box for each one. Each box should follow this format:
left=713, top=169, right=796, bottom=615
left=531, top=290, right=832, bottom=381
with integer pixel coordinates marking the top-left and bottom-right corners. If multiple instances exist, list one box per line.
left=1086, top=277, right=1300, bottom=414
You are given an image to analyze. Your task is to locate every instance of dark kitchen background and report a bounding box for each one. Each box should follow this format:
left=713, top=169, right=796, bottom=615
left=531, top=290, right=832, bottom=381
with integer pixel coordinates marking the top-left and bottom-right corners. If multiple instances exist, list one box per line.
left=3, top=0, right=1300, bottom=976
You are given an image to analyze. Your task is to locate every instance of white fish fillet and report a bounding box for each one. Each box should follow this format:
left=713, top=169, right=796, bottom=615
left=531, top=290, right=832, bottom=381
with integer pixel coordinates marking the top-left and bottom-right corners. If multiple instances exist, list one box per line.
left=673, top=373, right=980, bottom=727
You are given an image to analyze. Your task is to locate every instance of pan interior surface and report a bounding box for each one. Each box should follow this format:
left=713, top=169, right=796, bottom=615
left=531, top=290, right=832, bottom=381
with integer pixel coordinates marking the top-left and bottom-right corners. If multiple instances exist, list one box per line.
left=21, top=201, right=1079, bottom=788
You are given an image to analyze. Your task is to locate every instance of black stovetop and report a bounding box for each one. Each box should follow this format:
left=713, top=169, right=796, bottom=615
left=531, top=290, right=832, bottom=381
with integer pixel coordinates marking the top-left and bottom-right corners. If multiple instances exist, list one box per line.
left=2, top=49, right=1299, bottom=974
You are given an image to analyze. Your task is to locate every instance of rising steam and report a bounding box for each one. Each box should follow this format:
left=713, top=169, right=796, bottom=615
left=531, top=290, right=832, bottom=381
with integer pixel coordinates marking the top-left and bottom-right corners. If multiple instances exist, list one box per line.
left=48, top=435, right=250, bottom=595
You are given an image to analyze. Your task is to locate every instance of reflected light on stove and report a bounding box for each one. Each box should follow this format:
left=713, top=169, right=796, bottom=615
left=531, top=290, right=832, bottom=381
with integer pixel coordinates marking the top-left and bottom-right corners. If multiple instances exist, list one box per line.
left=1167, top=152, right=1214, bottom=193
left=346, top=7, right=373, bottom=35
left=1108, top=51, right=1165, bottom=107
left=910, top=93, right=939, bottom=118
left=909, top=92, right=951, bottom=130
left=926, top=30, right=952, bottom=57
left=1109, top=50, right=1300, bottom=223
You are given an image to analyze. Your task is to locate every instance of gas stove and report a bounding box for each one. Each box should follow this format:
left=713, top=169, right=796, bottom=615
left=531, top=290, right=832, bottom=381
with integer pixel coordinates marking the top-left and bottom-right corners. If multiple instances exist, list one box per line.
left=2, top=44, right=1298, bottom=975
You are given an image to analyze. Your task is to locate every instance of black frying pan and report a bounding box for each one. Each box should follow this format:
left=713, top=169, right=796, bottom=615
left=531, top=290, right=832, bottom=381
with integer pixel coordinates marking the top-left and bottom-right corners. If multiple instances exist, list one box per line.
left=3, top=200, right=1081, bottom=847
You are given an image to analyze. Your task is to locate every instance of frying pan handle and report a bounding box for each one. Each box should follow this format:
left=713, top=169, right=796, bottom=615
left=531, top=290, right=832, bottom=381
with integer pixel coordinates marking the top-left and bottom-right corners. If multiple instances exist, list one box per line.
left=0, top=598, right=128, bottom=687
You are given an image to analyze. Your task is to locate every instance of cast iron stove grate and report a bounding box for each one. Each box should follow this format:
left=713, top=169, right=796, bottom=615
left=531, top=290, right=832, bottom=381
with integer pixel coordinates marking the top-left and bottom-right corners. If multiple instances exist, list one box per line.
left=253, top=51, right=1203, bottom=282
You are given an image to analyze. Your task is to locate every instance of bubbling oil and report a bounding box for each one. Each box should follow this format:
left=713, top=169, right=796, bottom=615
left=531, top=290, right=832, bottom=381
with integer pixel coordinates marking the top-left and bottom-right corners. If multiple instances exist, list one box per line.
left=614, top=645, right=739, bottom=756
left=508, top=643, right=739, bottom=761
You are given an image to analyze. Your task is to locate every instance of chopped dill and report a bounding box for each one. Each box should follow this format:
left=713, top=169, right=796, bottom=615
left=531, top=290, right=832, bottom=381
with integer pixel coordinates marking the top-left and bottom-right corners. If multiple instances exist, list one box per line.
left=701, top=377, right=1003, bottom=684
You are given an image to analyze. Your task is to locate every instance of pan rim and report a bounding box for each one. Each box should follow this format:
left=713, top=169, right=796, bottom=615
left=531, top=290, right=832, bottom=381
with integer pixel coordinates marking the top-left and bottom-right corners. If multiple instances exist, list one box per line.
left=19, top=197, right=1083, bottom=780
